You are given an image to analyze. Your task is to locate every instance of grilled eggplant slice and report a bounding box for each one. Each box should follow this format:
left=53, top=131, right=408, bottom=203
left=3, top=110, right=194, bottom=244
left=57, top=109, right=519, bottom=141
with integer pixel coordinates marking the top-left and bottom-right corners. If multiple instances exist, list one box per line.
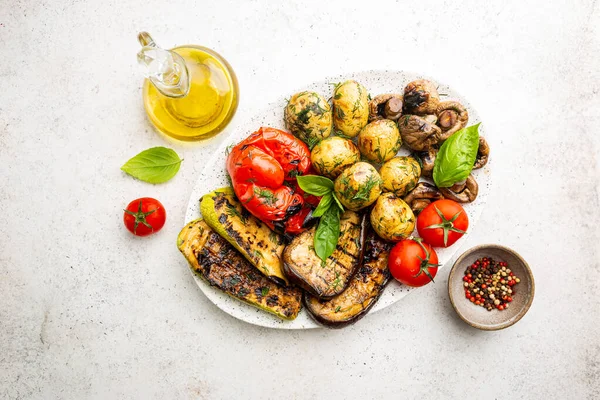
left=304, top=229, right=392, bottom=327
left=201, top=187, right=288, bottom=285
left=282, top=211, right=366, bottom=298
left=177, top=219, right=302, bottom=320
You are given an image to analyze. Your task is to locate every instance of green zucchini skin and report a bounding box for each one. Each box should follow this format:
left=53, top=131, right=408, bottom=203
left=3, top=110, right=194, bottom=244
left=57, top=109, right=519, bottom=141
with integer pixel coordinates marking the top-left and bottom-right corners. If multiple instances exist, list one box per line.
left=177, top=219, right=302, bottom=320
left=304, top=228, right=392, bottom=328
left=201, top=187, right=288, bottom=285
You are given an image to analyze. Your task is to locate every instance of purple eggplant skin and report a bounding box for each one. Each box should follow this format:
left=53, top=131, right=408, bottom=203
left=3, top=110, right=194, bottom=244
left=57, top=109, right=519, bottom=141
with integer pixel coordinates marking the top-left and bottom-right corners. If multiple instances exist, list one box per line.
left=282, top=211, right=367, bottom=299
left=304, top=229, right=392, bottom=328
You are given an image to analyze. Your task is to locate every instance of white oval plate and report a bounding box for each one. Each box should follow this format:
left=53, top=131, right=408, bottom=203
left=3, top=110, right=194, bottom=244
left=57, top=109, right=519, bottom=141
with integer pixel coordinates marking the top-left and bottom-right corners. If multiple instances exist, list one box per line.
left=184, top=70, right=491, bottom=329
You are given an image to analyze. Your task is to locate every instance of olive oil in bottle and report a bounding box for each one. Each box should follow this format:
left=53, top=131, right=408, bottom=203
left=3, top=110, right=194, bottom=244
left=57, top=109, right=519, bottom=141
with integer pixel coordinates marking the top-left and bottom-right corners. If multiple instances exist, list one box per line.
left=138, top=33, right=238, bottom=141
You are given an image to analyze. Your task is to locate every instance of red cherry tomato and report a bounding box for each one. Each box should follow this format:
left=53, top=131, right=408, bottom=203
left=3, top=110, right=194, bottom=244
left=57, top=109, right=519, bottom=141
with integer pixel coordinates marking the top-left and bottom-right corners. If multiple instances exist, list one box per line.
left=388, top=239, right=439, bottom=287
left=123, top=197, right=166, bottom=237
left=417, top=199, right=468, bottom=248
left=226, top=127, right=313, bottom=234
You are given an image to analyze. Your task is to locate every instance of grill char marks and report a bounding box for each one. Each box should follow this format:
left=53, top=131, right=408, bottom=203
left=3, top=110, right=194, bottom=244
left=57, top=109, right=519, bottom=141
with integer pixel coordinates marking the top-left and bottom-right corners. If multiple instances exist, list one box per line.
left=282, top=210, right=367, bottom=299
left=177, top=219, right=302, bottom=320
left=304, top=228, right=392, bottom=328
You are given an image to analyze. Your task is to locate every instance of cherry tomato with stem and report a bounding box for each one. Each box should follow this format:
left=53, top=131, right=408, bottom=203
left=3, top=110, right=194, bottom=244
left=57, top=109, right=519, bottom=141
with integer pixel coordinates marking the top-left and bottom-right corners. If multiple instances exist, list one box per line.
left=417, top=199, right=468, bottom=248
left=123, top=197, right=166, bottom=237
left=388, top=239, right=439, bottom=287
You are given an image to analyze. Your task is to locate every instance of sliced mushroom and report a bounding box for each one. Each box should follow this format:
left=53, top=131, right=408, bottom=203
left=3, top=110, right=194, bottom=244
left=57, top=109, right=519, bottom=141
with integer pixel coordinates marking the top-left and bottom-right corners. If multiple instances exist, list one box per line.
left=403, top=182, right=444, bottom=214
left=416, top=148, right=438, bottom=178
left=403, top=80, right=440, bottom=115
left=369, top=94, right=403, bottom=121
left=439, top=175, right=478, bottom=203
left=436, top=101, right=469, bottom=141
left=474, top=136, right=489, bottom=169
left=398, top=115, right=442, bottom=151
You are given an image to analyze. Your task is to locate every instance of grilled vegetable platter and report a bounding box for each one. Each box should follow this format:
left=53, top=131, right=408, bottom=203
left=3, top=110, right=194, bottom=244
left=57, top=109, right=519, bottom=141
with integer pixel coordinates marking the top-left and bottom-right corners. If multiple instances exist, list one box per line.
left=181, top=71, right=492, bottom=329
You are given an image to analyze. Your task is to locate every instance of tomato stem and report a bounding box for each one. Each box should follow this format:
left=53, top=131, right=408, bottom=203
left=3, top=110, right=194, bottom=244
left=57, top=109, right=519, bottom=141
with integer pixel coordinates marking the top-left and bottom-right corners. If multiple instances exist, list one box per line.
left=124, top=200, right=156, bottom=234
left=413, top=241, right=440, bottom=283
left=423, top=206, right=466, bottom=246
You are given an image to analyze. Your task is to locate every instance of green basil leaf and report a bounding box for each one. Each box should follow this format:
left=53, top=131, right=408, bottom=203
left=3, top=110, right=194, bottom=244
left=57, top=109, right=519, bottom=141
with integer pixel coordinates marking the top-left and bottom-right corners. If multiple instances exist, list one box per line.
left=312, top=193, right=333, bottom=217
left=121, top=147, right=183, bottom=184
left=332, top=193, right=345, bottom=212
left=296, top=175, right=334, bottom=196
left=433, top=123, right=480, bottom=188
left=314, top=206, right=341, bottom=261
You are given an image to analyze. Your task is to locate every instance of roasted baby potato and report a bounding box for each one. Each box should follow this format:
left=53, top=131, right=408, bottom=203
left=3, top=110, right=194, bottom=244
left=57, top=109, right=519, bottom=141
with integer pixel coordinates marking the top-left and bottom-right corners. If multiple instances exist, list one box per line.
left=370, top=193, right=415, bottom=241
left=357, top=119, right=401, bottom=163
left=334, top=162, right=382, bottom=211
left=379, top=156, right=421, bottom=196
left=284, top=91, right=333, bottom=146
left=311, top=136, right=360, bottom=179
left=332, top=80, right=369, bottom=137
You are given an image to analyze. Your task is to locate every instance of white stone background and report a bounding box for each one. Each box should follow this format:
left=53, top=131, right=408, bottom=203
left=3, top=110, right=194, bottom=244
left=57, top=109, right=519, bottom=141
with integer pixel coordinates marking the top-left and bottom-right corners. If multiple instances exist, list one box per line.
left=1, top=0, right=599, bottom=399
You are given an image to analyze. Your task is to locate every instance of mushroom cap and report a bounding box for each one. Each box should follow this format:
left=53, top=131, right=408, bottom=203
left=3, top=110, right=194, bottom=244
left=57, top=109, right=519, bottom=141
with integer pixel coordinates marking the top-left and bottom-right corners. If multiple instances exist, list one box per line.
left=403, top=79, right=440, bottom=115
left=435, top=101, right=469, bottom=141
left=397, top=115, right=442, bottom=151
left=402, top=182, right=444, bottom=214
left=416, top=148, right=438, bottom=178
left=439, top=175, right=479, bottom=203
left=473, top=136, right=489, bottom=169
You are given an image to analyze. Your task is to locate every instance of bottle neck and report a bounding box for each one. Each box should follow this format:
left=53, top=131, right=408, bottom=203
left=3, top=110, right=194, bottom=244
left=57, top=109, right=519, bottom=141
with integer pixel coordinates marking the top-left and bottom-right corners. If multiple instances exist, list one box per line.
left=137, top=32, right=190, bottom=98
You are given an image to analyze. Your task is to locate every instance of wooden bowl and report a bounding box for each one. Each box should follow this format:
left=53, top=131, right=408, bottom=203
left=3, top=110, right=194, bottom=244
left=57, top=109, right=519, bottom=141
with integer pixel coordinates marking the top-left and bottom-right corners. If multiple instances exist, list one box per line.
left=448, top=244, right=534, bottom=330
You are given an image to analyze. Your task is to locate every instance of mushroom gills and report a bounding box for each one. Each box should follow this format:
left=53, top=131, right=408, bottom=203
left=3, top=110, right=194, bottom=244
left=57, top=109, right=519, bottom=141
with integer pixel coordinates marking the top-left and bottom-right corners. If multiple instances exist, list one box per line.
left=369, top=93, right=403, bottom=121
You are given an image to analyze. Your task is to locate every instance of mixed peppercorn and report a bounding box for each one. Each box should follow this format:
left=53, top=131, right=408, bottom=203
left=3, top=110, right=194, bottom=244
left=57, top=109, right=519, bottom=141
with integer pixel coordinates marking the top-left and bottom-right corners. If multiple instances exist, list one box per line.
left=463, top=257, right=521, bottom=311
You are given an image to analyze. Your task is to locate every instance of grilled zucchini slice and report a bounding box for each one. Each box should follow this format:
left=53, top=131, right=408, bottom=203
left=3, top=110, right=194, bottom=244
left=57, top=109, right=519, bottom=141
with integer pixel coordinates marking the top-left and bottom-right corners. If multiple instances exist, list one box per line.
left=177, top=219, right=302, bottom=320
left=201, top=187, right=288, bottom=285
left=282, top=210, right=366, bottom=298
left=304, top=228, right=391, bottom=327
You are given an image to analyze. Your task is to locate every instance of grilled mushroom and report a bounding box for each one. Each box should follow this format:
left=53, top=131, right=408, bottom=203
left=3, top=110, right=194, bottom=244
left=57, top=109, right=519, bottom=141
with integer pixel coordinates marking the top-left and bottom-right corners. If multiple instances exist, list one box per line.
left=398, top=115, right=442, bottom=151
left=369, top=94, right=403, bottom=121
left=439, top=175, right=478, bottom=203
left=403, top=80, right=440, bottom=115
left=416, top=148, right=438, bottom=178
left=423, top=114, right=438, bottom=125
left=436, top=101, right=469, bottom=141
left=403, top=182, right=444, bottom=214
left=474, top=137, right=489, bottom=169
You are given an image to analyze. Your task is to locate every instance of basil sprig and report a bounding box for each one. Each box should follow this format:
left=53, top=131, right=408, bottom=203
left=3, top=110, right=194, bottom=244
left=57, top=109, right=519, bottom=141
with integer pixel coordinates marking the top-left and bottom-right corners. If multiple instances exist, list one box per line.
left=297, top=175, right=344, bottom=261
left=121, top=147, right=183, bottom=184
left=433, top=124, right=480, bottom=188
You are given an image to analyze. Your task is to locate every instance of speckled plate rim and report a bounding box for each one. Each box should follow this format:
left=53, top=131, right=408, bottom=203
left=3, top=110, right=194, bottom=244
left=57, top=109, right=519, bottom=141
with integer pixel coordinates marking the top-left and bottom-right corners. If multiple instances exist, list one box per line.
left=448, top=244, right=535, bottom=331
left=184, top=70, right=493, bottom=329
